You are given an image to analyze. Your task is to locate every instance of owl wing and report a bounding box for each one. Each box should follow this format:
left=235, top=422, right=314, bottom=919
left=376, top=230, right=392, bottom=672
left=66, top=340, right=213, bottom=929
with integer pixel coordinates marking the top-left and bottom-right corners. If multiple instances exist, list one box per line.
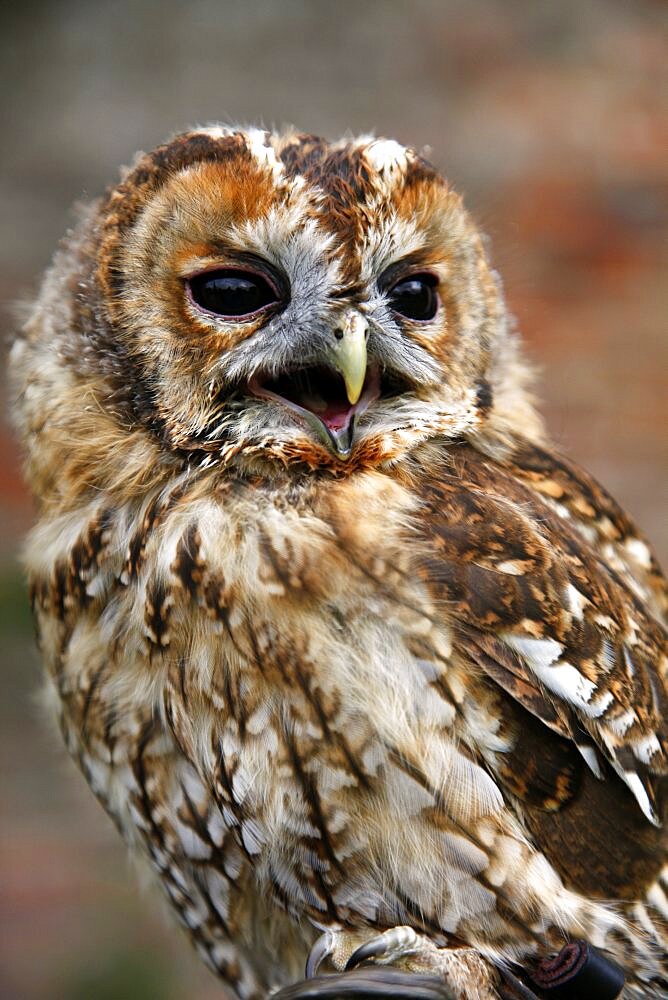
left=418, top=441, right=667, bottom=827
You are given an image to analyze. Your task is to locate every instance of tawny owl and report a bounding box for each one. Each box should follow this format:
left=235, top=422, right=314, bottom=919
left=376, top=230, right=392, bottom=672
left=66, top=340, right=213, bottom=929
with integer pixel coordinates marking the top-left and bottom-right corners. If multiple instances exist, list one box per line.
left=10, top=127, right=668, bottom=1000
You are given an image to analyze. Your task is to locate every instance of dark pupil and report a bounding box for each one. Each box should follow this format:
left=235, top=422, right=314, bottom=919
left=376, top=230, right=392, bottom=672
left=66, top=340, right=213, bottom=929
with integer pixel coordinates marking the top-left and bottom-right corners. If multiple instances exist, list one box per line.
left=389, top=276, right=437, bottom=320
left=189, top=270, right=276, bottom=317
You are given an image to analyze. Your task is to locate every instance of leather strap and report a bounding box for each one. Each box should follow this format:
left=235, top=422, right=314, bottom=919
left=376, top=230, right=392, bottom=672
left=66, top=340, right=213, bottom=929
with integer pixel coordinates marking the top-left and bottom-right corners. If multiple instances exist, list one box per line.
left=528, top=940, right=625, bottom=999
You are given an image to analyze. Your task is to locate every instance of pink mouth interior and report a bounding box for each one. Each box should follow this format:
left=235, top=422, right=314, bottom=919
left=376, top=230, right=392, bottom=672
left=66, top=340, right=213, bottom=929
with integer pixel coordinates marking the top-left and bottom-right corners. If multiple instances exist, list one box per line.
left=251, top=364, right=380, bottom=430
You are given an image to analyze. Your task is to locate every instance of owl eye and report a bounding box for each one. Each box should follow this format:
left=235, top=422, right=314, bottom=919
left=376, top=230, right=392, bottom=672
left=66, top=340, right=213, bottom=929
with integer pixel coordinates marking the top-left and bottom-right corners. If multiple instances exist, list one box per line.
left=388, top=273, right=439, bottom=321
left=187, top=269, right=280, bottom=319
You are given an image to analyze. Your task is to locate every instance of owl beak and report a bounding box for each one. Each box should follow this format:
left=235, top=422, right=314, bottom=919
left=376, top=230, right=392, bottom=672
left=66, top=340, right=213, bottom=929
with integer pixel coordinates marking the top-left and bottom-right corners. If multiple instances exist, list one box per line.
left=327, top=312, right=368, bottom=406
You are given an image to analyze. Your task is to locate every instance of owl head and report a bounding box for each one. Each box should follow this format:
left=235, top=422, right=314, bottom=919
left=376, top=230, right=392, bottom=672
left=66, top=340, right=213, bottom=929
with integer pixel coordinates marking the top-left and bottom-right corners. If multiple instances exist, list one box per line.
left=17, top=126, right=542, bottom=492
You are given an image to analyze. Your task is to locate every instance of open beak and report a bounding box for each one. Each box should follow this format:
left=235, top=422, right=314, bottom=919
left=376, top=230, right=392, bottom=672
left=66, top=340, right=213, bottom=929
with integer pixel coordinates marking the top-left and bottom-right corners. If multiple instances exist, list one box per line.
left=248, top=311, right=378, bottom=460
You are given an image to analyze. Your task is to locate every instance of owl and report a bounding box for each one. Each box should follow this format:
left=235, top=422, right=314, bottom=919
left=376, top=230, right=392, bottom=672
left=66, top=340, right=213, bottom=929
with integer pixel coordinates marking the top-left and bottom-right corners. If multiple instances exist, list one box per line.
left=10, top=126, right=668, bottom=1000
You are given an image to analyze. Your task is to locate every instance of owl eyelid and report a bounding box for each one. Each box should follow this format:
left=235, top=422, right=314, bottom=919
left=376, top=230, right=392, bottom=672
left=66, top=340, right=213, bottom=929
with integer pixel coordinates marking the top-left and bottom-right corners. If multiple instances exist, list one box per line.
left=377, top=259, right=441, bottom=290
left=383, top=269, right=439, bottom=292
left=184, top=260, right=282, bottom=291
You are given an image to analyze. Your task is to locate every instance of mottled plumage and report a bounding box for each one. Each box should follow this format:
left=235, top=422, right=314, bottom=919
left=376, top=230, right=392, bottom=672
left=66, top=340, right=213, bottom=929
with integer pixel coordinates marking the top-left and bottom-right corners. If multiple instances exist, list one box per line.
left=10, top=126, right=667, bottom=998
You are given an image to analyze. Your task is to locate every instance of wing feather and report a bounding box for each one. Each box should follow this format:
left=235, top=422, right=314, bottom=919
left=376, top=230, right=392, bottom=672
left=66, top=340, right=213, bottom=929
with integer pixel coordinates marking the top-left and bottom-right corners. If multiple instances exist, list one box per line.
left=418, top=442, right=667, bottom=825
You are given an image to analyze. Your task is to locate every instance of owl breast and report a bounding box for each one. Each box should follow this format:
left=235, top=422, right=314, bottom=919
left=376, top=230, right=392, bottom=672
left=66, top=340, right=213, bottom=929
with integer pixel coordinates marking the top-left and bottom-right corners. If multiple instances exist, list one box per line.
left=31, top=462, right=510, bottom=944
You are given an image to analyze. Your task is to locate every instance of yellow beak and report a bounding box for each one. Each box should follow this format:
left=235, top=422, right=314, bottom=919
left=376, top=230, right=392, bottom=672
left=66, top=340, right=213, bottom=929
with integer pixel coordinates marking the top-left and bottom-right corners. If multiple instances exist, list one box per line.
left=329, top=311, right=368, bottom=405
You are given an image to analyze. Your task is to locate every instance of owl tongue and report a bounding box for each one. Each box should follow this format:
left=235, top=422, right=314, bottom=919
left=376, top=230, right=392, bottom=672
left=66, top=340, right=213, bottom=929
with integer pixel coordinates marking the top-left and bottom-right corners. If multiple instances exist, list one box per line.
left=322, top=407, right=353, bottom=431
left=314, top=397, right=354, bottom=431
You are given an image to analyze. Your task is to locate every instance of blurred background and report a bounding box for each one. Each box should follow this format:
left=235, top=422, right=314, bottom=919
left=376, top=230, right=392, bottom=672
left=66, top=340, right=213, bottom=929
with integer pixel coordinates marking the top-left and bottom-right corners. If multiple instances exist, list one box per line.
left=1, top=1, right=666, bottom=998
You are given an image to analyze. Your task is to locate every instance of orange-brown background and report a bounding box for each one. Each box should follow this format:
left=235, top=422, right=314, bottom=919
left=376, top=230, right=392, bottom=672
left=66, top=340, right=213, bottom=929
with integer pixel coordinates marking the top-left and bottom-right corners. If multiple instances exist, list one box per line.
left=1, top=2, right=666, bottom=998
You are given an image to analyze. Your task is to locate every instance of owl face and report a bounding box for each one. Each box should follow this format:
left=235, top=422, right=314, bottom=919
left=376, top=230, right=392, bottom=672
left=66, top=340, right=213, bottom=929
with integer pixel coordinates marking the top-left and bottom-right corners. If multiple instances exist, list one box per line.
left=90, top=127, right=515, bottom=472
